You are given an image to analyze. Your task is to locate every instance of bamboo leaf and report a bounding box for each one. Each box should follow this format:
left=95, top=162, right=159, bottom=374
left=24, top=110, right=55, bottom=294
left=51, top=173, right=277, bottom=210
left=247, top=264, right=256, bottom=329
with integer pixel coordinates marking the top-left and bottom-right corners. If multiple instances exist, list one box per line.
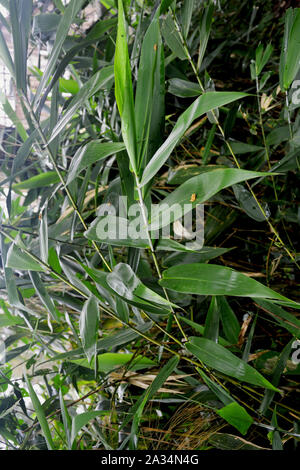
left=39, top=208, right=48, bottom=264
left=33, top=0, right=84, bottom=105
left=280, top=8, right=300, bottom=90
left=79, top=296, right=99, bottom=363
left=24, top=372, right=55, bottom=450
left=186, top=336, right=278, bottom=390
left=140, top=92, right=248, bottom=187
left=29, top=271, right=59, bottom=321
left=161, top=12, right=186, bottom=60
left=0, top=28, right=15, bottom=78
left=114, top=0, right=137, bottom=174
left=217, top=296, right=240, bottom=344
left=150, top=169, right=271, bottom=229
left=6, top=243, right=46, bottom=272
left=59, top=389, right=72, bottom=450
left=160, top=263, right=300, bottom=309
left=198, top=2, right=214, bottom=70
left=135, top=10, right=161, bottom=168
left=48, top=66, right=114, bottom=143
left=67, top=141, right=125, bottom=184
left=168, top=78, right=202, bottom=98
left=217, top=402, right=253, bottom=436
left=70, top=353, right=156, bottom=374
left=9, top=0, right=32, bottom=92
left=12, top=171, right=60, bottom=191
left=204, top=296, right=219, bottom=342
left=70, top=411, right=108, bottom=448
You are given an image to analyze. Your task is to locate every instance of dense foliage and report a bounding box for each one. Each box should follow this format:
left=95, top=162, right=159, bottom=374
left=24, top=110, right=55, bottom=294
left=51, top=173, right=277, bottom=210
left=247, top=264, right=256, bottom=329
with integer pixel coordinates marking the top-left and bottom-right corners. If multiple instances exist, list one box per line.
left=0, top=0, right=299, bottom=450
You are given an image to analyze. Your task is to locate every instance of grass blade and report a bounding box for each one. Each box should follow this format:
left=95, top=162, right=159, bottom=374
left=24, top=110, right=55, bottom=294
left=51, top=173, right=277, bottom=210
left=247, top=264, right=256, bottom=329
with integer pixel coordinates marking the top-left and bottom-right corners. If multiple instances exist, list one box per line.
left=140, top=92, right=248, bottom=187
left=48, top=66, right=114, bottom=143
left=114, top=0, right=137, bottom=175
left=79, top=296, right=99, bottom=363
left=186, top=337, right=278, bottom=390
left=33, top=0, right=84, bottom=106
left=160, top=263, right=300, bottom=309
left=24, top=372, right=55, bottom=450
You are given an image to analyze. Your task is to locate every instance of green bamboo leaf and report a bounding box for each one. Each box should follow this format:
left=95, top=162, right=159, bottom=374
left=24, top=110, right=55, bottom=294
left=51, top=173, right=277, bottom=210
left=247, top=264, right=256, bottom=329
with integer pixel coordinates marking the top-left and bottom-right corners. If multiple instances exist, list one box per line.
left=58, top=77, right=79, bottom=95
left=33, top=0, right=85, bottom=105
left=186, top=336, right=278, bottom=390
left=280, top=8, right=300, bottom=90
left=70, top=411, right=108, bottom=448
left=12, top=172, right=61, bottom=191
left=233, top=184, right=267, bottom=222
left=181, top=0, right=194, bottom=38
left=204, top=296, right=219, bottom=342
left=161, top=12, right=186, bottom=60
left=168, top=78, right=202, bottom=98
left=155, top=238, right=197, bottom=252
left=0, top=28, right=15, bottom=78
left=259, top=339, right=294, bottom=416
left=0, top=90, right=27, bottom=142
left=140, top=92, right=248, bottom=187
left=79, top=296, right=99, bottom=363
left=160, top=0, right=175, bottom=14
left=9, top=0, right=32, bottom=92
left=106, top=263, right=176, bottom=310
left=198, top=2, right=214, bottom=70
left=70, top=353, right=156, bottom=374
left=255, top=42, right=273, bottom=77
left=178, top=316, right=231, bottom=347
left=226, top=142, right=264, bottom=154
left=6, top=343, right=32, bottom=363
left=145, top=24, right=165, bottom=172
left=67, top=141, right=125, bottom=184
left=217, top=296, right=240, bottom=344
left=160, top=263, right=300, bottom=309
left=135, top=10, right=161, bottom=168
left=33, top=13, right=60, bottom=34
left=81, top=262, right=172, bottom=316
left=41, top=323, right=153, bottom=363
left=59, top=389, right=72, bottom=450
left=114, top=0, right=137, bottom=174
left=163, top=247, right=232, bottom=267
left=268, top=407, right=283, bottom=450
left=217, top=402, right=253, bottom=436
left=125, top=356, right=179, bottom=448
left=6, top=243, right=46, bottom=272
left=10, top=125, right=47, bottom=178
left=48, top=66, right=114, bottom=143
left=150, top=169, right=270, bottom=229
left=29, top=271, right=59, bottom=321
left=1, top=235, right=21, bottom=308
left=39, top=208, right=48, bottom=264
left=197, top=368, right=234, bottom=405
left=254, top=299, right=300, bottom=338
left=38, top=18, right=117, bottom=108
left=24, top=372, right=55, bottom=450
